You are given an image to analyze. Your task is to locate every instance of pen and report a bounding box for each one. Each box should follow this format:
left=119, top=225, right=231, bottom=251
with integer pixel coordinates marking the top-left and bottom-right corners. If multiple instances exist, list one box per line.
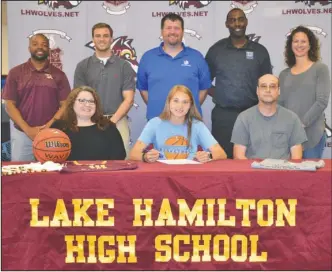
left=142, top=147, right=164, bottom=159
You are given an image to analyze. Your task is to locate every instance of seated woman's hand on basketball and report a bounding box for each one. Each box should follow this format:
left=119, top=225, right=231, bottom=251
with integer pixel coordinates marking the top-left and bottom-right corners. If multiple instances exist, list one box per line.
left=143, top=149, right=160, bottom=163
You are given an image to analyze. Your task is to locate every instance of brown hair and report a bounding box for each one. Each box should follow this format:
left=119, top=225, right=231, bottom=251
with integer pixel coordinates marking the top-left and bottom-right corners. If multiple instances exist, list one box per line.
left=60, top=86, right=112, bottom=132
left=161, top=13, right=184, bottom=29
left=159, top=85, right=203, bottom=148
left=92, top=22, right=113, bottom=37
left=284, top=25, right=320, bottom=67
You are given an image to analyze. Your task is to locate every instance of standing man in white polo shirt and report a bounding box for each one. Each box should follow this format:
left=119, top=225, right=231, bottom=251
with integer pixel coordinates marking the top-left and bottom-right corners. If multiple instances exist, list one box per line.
left=74, top=23, right=136, bottom=157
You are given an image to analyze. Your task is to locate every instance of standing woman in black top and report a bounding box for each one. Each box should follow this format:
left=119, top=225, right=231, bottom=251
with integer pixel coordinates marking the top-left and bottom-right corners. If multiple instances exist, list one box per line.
left=51, top=86, right=126, bottom=160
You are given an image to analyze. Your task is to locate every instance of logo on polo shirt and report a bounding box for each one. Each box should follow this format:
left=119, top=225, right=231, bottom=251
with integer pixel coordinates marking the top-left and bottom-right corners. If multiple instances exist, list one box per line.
left=85, top=36, right=138, bottom=73
left=246, top=51, right=254, bottom=60
left=230, top=1, right=258, bottom=14
left=101, top=1, right=131, bottom=15
left=169, top=1, right=212, bottom=10
left=181, top=60, right=191, bottom=67
left=38, top=0, right=82, bottom=9
left=28, top=29, right=72, bottom=70
left=45, top=74, right=53, bottom=79
left=282, top=1, right=331, bottom=15
left=285, top=26, right=327, bottom=37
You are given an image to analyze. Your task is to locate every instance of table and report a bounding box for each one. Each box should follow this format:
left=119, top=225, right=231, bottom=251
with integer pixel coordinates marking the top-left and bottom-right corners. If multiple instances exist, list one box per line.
left=2, top=160, right=331, bottom=270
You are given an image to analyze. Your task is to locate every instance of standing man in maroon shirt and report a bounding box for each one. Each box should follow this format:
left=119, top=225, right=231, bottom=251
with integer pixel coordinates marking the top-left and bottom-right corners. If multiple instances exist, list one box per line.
left=2, top=34, right=71, bottom=161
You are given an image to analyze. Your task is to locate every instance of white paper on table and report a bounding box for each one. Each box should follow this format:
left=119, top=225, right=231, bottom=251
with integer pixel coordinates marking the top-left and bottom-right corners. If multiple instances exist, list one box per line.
left=157, top=159, right=202, bottom=165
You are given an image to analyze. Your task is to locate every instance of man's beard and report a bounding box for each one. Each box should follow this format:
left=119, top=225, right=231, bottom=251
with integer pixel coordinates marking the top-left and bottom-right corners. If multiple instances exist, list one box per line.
left=31, top=51, right=49, bottom=61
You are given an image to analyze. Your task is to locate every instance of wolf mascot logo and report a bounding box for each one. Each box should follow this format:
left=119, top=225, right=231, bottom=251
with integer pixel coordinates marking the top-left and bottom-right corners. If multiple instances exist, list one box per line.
left=169, top=1, right=212, bottom=9
left=38, top=0, right=82, bottom=9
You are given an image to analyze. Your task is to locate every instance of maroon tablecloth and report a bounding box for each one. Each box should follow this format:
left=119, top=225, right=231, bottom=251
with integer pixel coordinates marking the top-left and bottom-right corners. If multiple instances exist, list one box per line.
left=2, top=159, right=332, bottom=270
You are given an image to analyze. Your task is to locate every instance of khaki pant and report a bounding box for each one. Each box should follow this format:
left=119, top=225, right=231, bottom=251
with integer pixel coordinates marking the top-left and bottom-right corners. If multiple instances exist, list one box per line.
left=115, top=116, right=130, bottom=159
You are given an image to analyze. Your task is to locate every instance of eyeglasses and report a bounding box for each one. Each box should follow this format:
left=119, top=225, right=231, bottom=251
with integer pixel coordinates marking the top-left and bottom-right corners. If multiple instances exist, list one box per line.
left=76, top=98, right=96, bottom=105
left=258, top=84, right=279, bottom=91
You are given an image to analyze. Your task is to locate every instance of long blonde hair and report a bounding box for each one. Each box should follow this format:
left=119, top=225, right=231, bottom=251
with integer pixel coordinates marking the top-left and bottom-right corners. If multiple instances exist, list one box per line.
left=159, top=85, right=203, bottom=148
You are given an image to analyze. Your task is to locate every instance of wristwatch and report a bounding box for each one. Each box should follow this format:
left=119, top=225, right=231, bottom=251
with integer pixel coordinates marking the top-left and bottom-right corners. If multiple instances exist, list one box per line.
left=208, top=152, right=213, bottom=160
left=142, top=152, right=148, bottom=162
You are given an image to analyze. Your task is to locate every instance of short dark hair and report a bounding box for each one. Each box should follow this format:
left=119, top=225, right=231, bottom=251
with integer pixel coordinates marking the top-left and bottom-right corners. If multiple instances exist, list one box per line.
left=161, top=13, right=184, bottom=29
left=284, top=25, right=320, bottom=67
left=226, top=8, right=246, bottom=20
left=92, top=22, right=113, bottom=37
left=29, top=33, right=49, bottom=47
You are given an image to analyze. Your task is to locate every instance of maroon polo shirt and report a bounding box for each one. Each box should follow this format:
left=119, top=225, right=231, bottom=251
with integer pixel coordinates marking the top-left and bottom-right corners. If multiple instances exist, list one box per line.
left=2, top=59, right=71, bottom=129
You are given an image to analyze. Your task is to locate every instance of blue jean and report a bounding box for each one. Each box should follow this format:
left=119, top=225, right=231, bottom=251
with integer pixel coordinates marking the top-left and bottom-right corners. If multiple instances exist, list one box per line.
left=10, top=120, right=35, bottom=162
left=303, top=133, right=327, bottom=159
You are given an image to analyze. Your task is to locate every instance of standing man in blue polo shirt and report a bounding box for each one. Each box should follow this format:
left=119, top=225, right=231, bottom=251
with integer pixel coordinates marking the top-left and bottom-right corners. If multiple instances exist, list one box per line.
left=137, top=13, right=211, bottom=120
left=205, top=8, right=272, bottom=159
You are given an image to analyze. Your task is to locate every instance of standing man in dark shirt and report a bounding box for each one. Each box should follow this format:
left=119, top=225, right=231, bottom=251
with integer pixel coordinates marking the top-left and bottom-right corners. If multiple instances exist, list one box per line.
left=2, top=34, right=71, bottom=161
left=205, top=8, right=272, bottom=158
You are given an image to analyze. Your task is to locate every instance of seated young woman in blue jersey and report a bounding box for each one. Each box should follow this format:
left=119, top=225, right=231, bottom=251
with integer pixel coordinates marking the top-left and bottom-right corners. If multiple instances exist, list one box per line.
left=51, top=86, right=126, bottom=161
left=129, top=85, right=227, bottom=163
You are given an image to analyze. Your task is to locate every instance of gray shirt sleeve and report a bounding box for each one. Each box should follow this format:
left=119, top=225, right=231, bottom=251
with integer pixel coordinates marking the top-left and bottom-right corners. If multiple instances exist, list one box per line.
left=302, top=63, right=331, bottom=127
left=73, top=61, right=87, bottom=88
left=122, top=62, right=136, bottom=91
left=231, top=114, right=249, bottom=146
left=289, top=114, right=308, bottom=147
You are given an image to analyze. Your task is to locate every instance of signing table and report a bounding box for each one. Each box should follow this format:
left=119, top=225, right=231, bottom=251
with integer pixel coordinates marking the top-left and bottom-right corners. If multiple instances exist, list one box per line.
left=2, top=160, right=332, bottom=270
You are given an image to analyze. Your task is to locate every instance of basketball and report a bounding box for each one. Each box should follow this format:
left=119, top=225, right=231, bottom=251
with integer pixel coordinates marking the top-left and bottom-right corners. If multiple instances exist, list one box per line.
left=33, top=128, right=71, bottom=163
left=164, top=135, right=189, bottom=160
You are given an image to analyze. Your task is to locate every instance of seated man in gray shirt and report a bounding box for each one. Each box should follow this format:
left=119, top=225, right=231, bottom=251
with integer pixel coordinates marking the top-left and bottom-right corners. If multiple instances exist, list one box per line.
left=231, top=74, right=307, bottom=160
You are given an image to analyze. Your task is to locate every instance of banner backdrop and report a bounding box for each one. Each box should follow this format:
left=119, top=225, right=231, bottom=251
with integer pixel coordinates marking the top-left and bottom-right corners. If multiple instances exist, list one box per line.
left=6, top=1, right=332, bottom=157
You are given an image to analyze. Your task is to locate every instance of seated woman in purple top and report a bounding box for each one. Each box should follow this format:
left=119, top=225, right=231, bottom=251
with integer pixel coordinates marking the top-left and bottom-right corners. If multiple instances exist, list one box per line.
left=129, top=85, right=227, bottom=163
left=279, top=26, right=331, bottom=159
left=51, top=86, right=126, bottom=161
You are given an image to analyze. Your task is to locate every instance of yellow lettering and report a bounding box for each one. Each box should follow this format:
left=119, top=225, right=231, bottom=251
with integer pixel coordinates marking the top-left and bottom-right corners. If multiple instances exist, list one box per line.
left=155, top=199, right=177, bottom=226
left=248, top=235, right=267, bottom=262
left=30, top=198, right=50, bottom=227
left=206, top=199, right=216, bottom=226
left=191, top=235, right=211, bottom=262
left=65, top=235, right=86, bottom=263
left=257, top=200, right=274, bottom=227
left=231, top=235, right=247, bottom=262
left=133, top=199, right=153, bottom=226
left=98, top=236, right=115, bottom=263
left=178, top=199, right=205, bottom=226
left=173, top=235, right=190, bottom=262
left=236, top=199, right=256, bottom=227
left=213, top=235, right=230, bottom=261
left=217, top=199, right=235, bottom=226
left=275, top=199, right=297, bottom=226
left=95, top=199, right=114, bottom=227
left=72, top=199, right=94, bottom=227
left=87, top=235, right=97, bottom=263
left=155, top=234, right=172, bottom=262
left=116, top=235, right=137, bottom=263
left=50, top=199, right=71, bottom=227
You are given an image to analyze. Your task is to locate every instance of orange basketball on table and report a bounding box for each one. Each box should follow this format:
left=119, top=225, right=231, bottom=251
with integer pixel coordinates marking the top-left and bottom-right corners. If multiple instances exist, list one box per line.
left=33, top=128, right=71, bottom=163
